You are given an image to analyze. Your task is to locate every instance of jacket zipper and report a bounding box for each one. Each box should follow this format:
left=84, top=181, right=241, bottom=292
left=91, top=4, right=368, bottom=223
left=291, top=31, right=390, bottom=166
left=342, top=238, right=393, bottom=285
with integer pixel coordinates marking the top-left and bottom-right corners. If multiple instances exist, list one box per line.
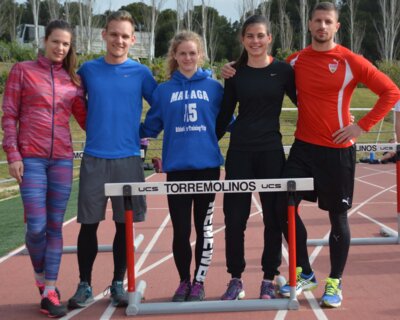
left=49, top=64, right=55, bottom=159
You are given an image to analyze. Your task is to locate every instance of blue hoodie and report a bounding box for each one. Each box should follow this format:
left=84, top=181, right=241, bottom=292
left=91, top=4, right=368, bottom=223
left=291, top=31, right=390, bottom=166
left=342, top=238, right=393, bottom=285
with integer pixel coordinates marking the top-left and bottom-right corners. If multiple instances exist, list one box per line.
left=140, top=68, right=224, bottom=172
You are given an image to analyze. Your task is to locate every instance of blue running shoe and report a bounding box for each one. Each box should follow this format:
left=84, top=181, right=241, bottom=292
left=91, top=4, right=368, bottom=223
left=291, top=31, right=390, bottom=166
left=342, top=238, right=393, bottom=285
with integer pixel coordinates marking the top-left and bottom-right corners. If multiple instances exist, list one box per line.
left=221, top=278, right=245, bottom=300
left=68, top=282, right=94, bottom=309
left=320, top=278, right=342, bottom=308
left=109, top=281, right=128, bottom=307
left=280, top=267, right=318, bottom=297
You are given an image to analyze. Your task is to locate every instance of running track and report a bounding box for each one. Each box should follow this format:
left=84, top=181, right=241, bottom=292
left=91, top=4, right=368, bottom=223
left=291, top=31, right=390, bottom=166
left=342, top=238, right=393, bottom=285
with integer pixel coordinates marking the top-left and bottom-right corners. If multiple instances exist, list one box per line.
left=0, top=164, right=399, bottom=320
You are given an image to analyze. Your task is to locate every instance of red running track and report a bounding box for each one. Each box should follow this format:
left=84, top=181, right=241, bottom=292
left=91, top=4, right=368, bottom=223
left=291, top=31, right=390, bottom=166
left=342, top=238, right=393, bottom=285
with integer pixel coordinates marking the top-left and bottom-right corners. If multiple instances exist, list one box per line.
left=0, top=163, right=399, bottom=320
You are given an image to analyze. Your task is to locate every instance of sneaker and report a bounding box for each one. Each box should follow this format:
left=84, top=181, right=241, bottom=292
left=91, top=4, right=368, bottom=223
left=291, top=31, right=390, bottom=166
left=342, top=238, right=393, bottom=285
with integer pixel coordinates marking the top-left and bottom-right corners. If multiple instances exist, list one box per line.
left=172, top=280, right=191, bottom=302
left=109, top=281, right=128, bottom=307
left=67, top=282, right=94, bottom=309
left=320, top=278, right=343, bottom=308
left=221, top=278, right=245, bottom=300
left=40, top=290, right=67, bottom=318
left=280, top=267, right=318, bottom=297
left=260, top=280, right=276, bottom=299
left=187, top=281, right=205, bottom=302
left=36, top=282, right=61, bottom=300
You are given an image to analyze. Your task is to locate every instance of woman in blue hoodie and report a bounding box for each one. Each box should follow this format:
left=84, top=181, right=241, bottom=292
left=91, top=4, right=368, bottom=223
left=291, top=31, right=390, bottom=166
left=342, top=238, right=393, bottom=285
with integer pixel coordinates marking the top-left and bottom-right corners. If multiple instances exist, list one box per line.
left=140, top=31, right=224, bottom=302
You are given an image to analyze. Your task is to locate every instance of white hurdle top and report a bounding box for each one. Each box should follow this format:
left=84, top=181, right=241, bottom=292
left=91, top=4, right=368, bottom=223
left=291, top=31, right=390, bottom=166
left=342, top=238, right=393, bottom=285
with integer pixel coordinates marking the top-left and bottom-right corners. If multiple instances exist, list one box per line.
left=104, top=178, right=314, bottom=196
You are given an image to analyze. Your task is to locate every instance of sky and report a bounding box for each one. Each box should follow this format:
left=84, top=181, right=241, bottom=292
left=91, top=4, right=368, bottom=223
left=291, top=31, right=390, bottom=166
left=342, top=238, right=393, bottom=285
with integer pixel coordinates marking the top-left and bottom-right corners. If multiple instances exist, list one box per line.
left=94, top=0, right=240, bottom=22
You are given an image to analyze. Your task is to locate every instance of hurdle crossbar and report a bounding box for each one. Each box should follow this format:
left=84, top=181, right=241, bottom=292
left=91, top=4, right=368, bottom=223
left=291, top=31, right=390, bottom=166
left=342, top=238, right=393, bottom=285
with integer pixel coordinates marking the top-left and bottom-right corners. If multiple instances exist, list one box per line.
left=18, top=234, right=145, bottom=255
left=104, top=178, right=314, bottom=316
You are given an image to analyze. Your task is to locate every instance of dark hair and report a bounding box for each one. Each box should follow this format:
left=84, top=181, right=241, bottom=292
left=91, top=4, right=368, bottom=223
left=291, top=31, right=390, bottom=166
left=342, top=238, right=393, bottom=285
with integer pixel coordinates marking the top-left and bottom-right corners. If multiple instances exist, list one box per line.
left=45, top=20, right=80, bottom=86
left=105, top=10, right=135, bottom=32
left=235, top=15, right=271, bottom=69
left=166, top=30, right=205, bottom=77
left=310, top=1, right=339, bottom=20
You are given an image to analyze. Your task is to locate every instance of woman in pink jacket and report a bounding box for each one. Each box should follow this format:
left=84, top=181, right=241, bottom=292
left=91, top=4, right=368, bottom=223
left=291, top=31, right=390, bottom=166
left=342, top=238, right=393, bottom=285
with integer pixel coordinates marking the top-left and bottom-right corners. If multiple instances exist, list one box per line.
left=1, top=20, right=86, bottom=318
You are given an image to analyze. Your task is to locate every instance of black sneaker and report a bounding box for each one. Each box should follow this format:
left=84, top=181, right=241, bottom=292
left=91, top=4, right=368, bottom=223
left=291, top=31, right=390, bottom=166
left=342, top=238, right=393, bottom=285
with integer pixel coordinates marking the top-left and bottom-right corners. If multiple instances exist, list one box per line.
left=109, top=281, right=128, bottom=307
left=40, top=290, right=67, bottom=318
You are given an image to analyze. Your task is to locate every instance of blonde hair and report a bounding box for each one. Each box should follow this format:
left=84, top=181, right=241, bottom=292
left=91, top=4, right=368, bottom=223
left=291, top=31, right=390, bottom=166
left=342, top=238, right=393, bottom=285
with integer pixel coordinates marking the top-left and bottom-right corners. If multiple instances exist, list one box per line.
left=166, top=31, right=205, bottom=77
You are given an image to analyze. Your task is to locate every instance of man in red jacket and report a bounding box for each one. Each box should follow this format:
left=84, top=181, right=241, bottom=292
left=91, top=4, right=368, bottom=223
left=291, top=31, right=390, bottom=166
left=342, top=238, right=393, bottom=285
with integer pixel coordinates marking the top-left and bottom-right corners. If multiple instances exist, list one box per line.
left=276, top=2, right=400, bottom=308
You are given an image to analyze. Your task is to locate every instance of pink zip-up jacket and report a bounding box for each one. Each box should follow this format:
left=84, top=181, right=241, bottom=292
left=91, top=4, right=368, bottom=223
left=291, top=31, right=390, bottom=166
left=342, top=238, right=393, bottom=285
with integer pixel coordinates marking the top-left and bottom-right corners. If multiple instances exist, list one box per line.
left=2, top=55, right=86, bottom=164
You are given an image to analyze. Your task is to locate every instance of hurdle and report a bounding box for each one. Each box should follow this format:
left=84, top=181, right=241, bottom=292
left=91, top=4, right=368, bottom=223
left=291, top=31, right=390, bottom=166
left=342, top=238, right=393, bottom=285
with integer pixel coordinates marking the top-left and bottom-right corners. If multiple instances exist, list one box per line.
left=306, top=143, right=400, bottom=247
left=105, top=177, right=314, bottom=316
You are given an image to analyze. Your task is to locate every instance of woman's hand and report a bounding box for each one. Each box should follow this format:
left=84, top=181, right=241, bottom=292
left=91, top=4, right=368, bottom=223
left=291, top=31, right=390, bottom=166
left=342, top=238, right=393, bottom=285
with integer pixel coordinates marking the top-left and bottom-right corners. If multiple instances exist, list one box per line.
left=9, top=161, right=24, bottom=183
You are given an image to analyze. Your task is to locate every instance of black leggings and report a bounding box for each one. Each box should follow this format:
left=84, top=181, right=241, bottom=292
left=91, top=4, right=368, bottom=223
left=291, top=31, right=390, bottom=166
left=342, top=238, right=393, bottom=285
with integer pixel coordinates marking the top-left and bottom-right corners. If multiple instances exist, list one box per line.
left=224, top=149, right=285, bottom=280
left=77, top=222, right=127, bottom=285
left=167, top=168, right=220, bottom=283
left=277, top=196, right=350, bottom=279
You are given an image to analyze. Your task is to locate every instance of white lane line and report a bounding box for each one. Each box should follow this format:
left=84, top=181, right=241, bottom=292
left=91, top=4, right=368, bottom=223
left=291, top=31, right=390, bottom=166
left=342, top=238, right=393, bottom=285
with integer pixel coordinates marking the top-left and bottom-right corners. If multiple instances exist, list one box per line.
left=275, top=184, right=395, bottom=320
left=97, top=201, right=263, bottom=319
left=356, top=211, right=398, bottom=236
left=68, top=184, right=396, bottom=319
left=98, top=213, right=172, bottom=319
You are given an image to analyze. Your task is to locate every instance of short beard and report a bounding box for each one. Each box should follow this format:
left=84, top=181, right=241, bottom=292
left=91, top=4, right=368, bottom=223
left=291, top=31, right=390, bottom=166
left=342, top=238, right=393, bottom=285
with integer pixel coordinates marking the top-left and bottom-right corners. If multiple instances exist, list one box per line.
left=312, top=34, right=333, bottom=44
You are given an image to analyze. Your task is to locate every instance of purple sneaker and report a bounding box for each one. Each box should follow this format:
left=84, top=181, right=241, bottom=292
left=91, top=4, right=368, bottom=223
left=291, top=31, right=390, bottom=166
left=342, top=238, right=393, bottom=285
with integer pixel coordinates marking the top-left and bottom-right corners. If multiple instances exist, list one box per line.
left=221, top=278, right=245, bottom=300
left=260, top=280, right=276, bottom=299
left=172, top=280, right=191, bottom=302
left=187, top=281, right=205, bottom=301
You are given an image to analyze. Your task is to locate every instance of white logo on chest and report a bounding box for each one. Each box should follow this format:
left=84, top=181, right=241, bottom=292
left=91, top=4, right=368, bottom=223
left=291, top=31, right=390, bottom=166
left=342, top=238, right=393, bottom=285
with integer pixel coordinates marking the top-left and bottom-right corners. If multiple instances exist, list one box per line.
left=328, top=59, right=339, bottom=73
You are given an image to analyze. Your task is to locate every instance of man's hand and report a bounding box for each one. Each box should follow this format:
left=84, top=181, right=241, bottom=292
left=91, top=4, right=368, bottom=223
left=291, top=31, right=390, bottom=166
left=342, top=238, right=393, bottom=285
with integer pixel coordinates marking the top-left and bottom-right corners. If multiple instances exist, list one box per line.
left=9, top=160, right=24, bottom=183
left=221, top=61, right=236, bottom=79
left=332, top=124, right=364, bottom=144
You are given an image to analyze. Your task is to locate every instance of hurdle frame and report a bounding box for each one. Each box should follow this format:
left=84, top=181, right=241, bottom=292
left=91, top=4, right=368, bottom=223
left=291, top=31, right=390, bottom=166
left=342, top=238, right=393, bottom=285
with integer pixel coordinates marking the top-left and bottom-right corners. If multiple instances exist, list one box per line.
left=104, top=178, right=314, bottom=316
left=306, top=143, right=400, bottom=247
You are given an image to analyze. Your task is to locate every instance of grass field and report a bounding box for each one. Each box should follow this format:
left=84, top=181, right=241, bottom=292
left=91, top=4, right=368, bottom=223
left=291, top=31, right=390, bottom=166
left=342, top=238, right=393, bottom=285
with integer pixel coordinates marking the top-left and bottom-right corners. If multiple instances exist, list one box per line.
left=0, top=86, right=395, bottom=258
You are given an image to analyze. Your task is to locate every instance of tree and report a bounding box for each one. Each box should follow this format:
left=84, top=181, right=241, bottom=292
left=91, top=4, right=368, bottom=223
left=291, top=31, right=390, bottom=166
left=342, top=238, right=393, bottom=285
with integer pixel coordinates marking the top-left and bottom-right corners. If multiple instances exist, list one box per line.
left=0, top=0, right=23, bottom=41
left=139, top=1, right=166, bottom=61
left=155, top=8, right=176, bottom=56
left=120, top=2, right=149, bottom=30
left=206, top=7, right=218, bottom=65
left=201, top=0, right=209, bottom=61
left=298, top=0, right=308, bottom=49
left=345, top=0, right=365, bottom=54
left=77, top=0, right=99, bottom=53
left=277, top=0, right=293, bottom=52
left=259, top=0, right=272, bottom=20
left=29, top=0, right=41, bottom=52
left=176, top=0, right=184, bottom=31
left=184, top=0, right=193, bottom=31
left=236, top=0, right=261, bottom=21
left=375, top=0, right=400, bottom=61
left=46, top=0, right=61, bottom=20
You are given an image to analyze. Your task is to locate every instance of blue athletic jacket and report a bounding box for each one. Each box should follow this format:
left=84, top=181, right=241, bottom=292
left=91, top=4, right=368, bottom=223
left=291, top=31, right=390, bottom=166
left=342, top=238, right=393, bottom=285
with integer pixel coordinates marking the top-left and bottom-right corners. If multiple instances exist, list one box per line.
left=140, top=68, right=224, bottom=172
